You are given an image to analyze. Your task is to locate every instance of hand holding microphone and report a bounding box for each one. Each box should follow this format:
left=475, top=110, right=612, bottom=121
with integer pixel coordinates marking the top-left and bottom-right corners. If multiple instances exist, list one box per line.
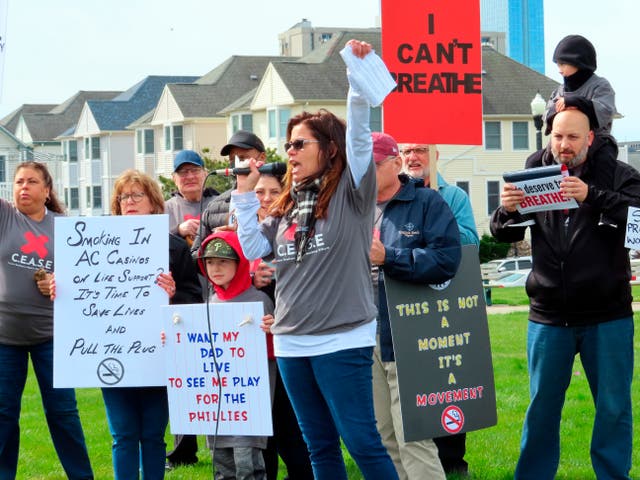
left=210, top=162, right=287, bottom=177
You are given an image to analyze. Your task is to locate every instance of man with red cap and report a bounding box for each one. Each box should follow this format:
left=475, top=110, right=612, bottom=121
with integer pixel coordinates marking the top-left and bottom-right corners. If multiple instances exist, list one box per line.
left=369, top=131, right=461, bottom=480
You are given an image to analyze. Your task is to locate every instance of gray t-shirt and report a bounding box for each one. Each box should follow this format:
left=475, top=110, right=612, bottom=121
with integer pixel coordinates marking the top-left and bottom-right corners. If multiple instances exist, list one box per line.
left=165, top=193, right=215, bottom=236
left=261, top=162, right=378, bottom=336
left=0, top=200, right=58, bottom=345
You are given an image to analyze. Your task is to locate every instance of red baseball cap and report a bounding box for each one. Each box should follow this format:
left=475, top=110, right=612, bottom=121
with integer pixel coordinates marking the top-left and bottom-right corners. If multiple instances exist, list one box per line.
left=372, top=132, right=399, bottom=163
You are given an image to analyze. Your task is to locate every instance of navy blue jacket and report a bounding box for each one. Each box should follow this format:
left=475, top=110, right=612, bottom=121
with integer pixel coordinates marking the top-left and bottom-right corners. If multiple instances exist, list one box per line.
left=378, top=176, right=461, bottom=361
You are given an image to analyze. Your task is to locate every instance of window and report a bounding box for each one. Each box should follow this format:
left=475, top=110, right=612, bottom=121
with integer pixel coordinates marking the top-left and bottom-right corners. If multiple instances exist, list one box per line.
left=512, top=121, right=529, bottom=150
left=370, top=107, right=382, bottom=132
left=518, top=259, right=532, bottom=269
left=487, top=180, right=500, bottom=215
left=93, top=186, right=102, bottom=209
left=86, top=186, right=91, bottom=208
left=268, top=108, right=290, bottom=140
left=484, top=121, right=501, bottom=150
left=320, top=33, right=333, bottom=43
left=136, top=130, right=143, bottom=154
left=278, top=109, right=290, bottom=137
left=456, top=181, right=470, bottom=196
left=144, top=130, right=154, bottom=154
left=84, top=138, right=90, bottom=159
left=231, top=113, right=253, bottom=133
left=69, top=141, right=78, bottom=162
left=91, top=137, right=100, bottom=159
left=69, top=187, right=79, bottom=210
left=164, top=125, right=183, bottom=151
left=0, top=155, right=5, bottom=182
left=164, top=126, right=171, bottom=151
left=173, top=125, right=183, bottom=151
left=268, top=110, right=277, bottom=138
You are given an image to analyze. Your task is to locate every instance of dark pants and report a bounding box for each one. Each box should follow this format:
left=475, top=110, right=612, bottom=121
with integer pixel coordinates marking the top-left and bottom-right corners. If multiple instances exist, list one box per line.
left=434, top=433, right=468, bottom=474
left=0, top=341, right=93, bottom=480
left=264, top=369, right=313, bottom=479
left=167, top=434, right=198, bottom=465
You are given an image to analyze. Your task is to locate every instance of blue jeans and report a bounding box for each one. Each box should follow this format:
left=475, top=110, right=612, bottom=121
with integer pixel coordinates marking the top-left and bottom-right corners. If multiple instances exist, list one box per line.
left=0, top=340, right=93, bottom=479
left=277, top=347, right=398, bottom=480
left=515, top=318, right=634, bottom=480
left=101, top=387, right=169, bottom=480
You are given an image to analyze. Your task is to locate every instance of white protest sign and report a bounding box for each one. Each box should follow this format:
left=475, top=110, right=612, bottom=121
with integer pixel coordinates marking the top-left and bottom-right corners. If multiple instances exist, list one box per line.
left=625, top=206, right=640, bottom=249
left=53, top=215, right=169, bottom=388
left=503, top=164, right=578, bottom=214
left=162, top=303, right=272, bottom=436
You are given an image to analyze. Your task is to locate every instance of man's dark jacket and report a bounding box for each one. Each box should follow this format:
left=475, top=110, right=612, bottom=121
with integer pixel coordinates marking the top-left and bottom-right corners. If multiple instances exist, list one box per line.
left=490, top=136, right=640, bottom=326
left=378, top=175, right=461, bottom=361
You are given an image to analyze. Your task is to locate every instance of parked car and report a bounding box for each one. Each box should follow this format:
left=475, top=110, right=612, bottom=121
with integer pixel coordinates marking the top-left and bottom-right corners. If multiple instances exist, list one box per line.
left=481, top=256, right=532, bottom=284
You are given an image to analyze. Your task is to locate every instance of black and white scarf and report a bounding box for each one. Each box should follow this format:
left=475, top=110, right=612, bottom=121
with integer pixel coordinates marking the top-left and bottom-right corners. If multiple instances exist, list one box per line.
left=289, top=178, right=322, bottom=263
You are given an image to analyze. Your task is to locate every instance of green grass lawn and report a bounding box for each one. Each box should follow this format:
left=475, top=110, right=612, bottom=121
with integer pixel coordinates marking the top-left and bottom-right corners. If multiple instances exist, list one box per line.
left=489, top=284, right=640, bottom=306
left=16, top=310, right=640, bottom=479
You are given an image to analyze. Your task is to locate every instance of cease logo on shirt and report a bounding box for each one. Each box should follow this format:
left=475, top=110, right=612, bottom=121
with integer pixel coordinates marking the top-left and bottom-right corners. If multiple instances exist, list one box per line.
left=183, top=214, right=198, bottom=221
left=21, top=231, right=50, bottom=259
left=277, top=223, right=328, bottom=261
left=10, top=231, right=53, bottom=270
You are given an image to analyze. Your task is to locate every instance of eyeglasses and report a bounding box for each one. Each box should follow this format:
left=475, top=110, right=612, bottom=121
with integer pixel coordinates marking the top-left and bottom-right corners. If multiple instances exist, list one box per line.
left=118, top=192, right=146, bottom=203
left=400, top=147, right=429, bottom=157
left=284, top=139, right=320, bottom=151
left=175, top=167, right=203, bottom=177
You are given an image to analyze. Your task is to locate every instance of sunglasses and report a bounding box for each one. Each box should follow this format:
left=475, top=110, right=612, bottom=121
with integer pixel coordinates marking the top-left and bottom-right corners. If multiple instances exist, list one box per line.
left=284, top=139, right=320, bottom=151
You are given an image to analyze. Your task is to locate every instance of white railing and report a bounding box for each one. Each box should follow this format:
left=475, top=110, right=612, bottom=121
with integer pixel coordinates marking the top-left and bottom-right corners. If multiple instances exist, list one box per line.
left=0, top=151, right=66, bottom=203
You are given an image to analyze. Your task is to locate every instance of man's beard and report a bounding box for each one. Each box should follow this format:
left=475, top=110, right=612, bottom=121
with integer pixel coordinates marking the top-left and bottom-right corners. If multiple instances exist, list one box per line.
left=553, top=142, right=589, bottom=168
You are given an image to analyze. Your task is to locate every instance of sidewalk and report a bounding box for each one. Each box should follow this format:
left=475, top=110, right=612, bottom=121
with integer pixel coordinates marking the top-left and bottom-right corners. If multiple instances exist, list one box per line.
left=487, top=302, right=640, bottom=314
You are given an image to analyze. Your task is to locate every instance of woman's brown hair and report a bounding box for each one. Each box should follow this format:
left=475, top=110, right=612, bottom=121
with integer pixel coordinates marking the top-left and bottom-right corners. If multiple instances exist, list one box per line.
left=110, top=169, right=165, bottom=215
left=15, top=161, right=65, bottom=214
left=270, top=109, right=346, bottom=219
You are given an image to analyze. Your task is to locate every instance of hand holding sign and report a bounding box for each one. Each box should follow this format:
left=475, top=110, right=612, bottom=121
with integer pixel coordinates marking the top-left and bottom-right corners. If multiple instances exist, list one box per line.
left=502, top=165, right=579, bottom=214
left=559, top=174, right=588, bottom=203
left=500, top=183, right=525, bottom=213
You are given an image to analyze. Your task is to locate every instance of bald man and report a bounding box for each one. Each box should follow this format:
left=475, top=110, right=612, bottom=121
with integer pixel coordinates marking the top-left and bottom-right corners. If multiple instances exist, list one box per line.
left=491, top=107, right=640, bottom=480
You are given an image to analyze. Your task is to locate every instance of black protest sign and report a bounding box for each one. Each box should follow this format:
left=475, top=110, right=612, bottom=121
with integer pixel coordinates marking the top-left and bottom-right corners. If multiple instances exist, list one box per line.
left=385, top=245, right=497, bottom=441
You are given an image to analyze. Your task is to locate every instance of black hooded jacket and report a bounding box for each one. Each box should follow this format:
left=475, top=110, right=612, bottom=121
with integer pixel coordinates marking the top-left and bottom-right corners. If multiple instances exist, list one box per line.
left=490, top=136, right=640, bottom=326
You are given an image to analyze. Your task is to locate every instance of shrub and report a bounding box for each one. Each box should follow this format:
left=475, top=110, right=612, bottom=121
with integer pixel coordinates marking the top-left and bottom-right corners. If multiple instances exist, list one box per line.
left=479, top=233, right=511, bottom=263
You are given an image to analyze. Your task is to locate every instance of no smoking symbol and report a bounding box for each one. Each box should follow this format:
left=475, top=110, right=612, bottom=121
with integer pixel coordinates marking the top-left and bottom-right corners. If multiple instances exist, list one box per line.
left=441, top=405, right=465, bottom=434
left=97, top=358, right=124, bottom=385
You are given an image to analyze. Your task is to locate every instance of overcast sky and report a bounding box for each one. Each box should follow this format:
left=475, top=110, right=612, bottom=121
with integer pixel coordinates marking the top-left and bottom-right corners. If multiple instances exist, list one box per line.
left=0, top=0, right=636, bottom=141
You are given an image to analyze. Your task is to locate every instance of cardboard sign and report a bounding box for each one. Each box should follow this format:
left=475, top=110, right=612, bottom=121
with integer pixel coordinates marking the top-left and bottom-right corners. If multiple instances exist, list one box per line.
left=385, top=246, right=497, bottom=441
left=503, top=164, right=578, bottom=214
left=53, top=215, right=169, bottom=388
left=381, top=0, right=482, bottom=145
left=625, top=206, right=640, bottom=249
left=162, top=303, right=272, bottom=436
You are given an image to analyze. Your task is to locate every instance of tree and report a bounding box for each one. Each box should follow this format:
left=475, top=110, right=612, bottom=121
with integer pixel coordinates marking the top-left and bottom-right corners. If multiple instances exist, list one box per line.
left=159, top=147, right=284, bottom=199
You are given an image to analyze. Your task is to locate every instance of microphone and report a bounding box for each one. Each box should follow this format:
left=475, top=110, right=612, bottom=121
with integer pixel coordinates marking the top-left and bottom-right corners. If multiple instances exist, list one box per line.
left=210, top=162, right=288, bottom=176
